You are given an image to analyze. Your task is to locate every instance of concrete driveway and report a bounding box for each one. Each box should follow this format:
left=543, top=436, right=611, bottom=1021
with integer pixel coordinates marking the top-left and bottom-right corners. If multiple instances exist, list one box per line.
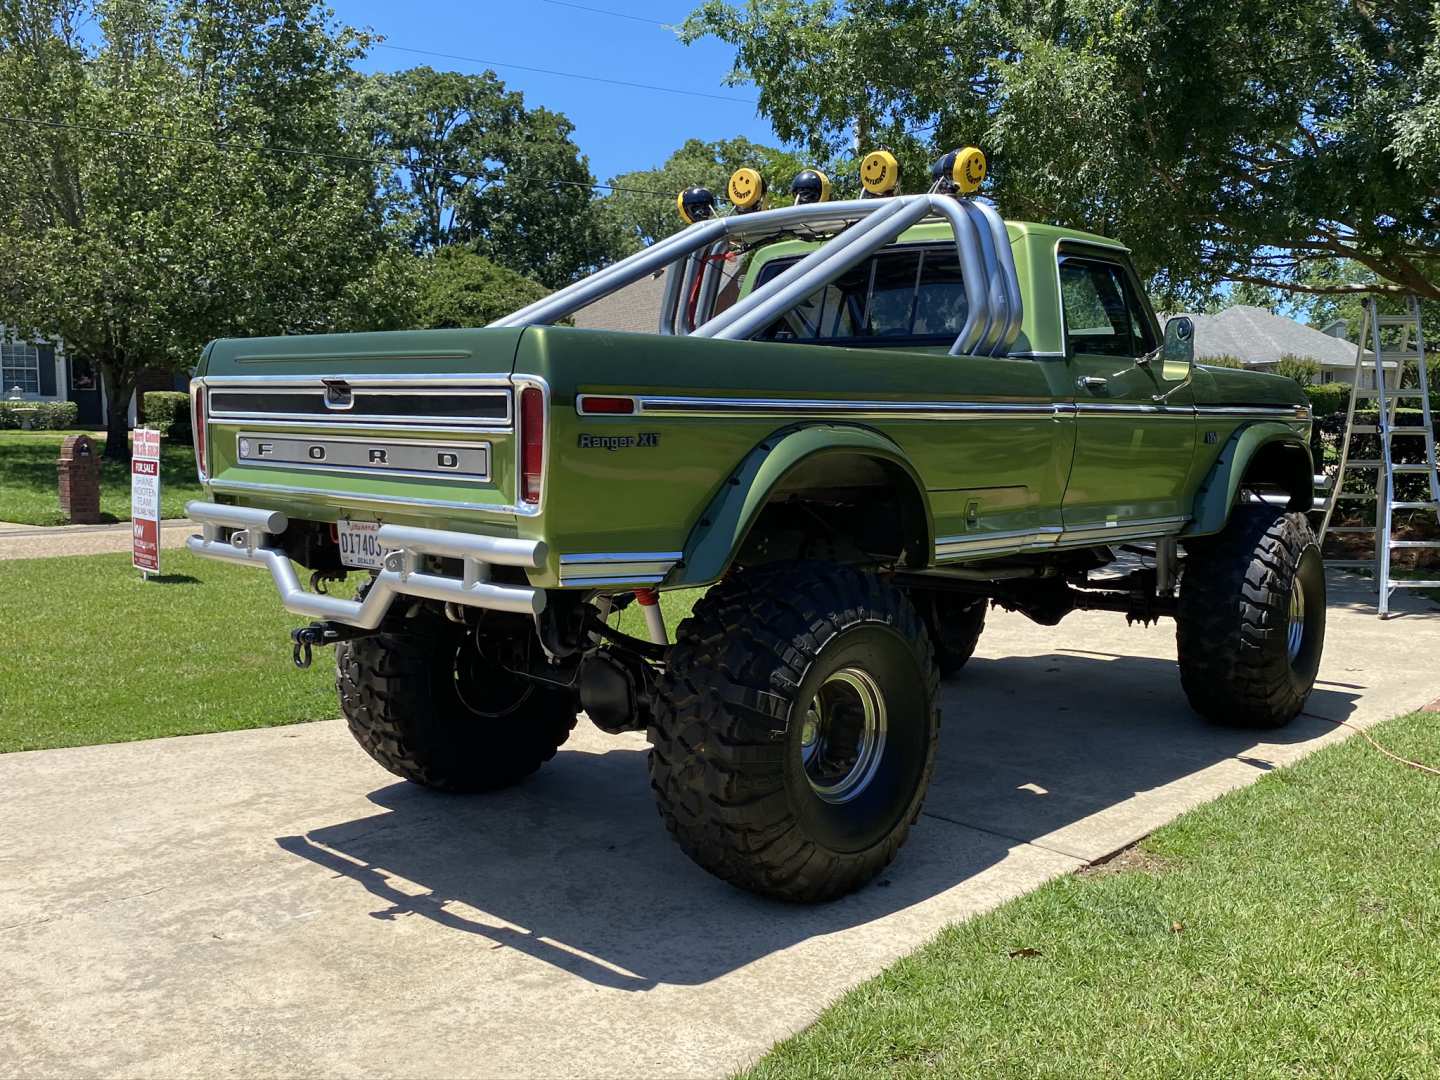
left=2, top=573, right=1437, bottom=1079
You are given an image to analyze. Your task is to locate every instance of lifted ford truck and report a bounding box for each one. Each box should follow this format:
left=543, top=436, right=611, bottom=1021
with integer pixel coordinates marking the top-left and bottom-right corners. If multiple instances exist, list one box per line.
left=186, top=163, right=1323, bottom=901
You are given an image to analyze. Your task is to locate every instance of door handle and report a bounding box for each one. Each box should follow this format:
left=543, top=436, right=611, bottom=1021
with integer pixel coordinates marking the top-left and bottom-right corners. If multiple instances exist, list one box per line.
left=1076, top=376, right=1108, bottom=392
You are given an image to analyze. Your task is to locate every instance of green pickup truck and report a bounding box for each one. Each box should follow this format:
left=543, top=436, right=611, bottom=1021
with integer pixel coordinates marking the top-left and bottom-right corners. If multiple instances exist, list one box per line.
left=186, top=156, right=1324, bottom=901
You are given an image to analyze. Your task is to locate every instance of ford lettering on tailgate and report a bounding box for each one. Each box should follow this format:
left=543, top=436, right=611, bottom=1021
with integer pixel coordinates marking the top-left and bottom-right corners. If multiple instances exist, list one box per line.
left=236, top=433, right=488, bottom=481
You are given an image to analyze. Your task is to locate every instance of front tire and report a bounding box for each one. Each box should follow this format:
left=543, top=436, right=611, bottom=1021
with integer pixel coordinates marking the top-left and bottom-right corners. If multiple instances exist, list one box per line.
left=337, top=615, right=579, bottom=792
left=649, top=562, right=941, bottom=902
left=913, top=590, right=987, bottom=676
left=1177, top=507, right=1326, bottom=728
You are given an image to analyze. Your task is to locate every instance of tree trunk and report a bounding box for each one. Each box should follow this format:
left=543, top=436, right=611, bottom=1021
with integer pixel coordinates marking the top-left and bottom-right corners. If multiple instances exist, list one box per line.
left=100, top=361, right=135, bottom=464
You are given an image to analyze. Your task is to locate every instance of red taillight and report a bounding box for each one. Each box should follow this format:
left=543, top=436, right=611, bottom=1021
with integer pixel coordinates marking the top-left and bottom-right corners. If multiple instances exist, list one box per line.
left=520, top=386, right=544, bottom=505
left=577, top=394, right=635, bottom=415
left=191, top=384, right=208, bottom=479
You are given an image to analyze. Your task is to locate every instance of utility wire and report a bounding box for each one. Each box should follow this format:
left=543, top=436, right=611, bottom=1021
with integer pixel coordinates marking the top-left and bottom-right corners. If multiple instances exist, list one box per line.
left=0, top=114, right=677, bottom=197
left=47, top=0, right=754, bottom=106
left=371, top=43, right=758, bottom=105
left=536, top=0, right=672, bottom=26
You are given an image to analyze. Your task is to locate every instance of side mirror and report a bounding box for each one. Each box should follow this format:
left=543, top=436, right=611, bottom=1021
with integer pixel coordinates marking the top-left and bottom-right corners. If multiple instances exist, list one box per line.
left=1160, top=316, right=1195, bottom=383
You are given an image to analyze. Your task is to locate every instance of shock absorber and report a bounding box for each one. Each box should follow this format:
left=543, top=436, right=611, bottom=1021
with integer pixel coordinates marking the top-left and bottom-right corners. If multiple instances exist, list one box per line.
left=633, top=587, right=667, bottom=645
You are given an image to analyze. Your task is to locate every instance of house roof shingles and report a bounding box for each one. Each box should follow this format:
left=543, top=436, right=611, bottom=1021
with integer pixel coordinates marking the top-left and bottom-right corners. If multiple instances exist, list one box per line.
left=1176, top=305, right=1364, bottom=368
left=569, top=271, right=668, bottom=335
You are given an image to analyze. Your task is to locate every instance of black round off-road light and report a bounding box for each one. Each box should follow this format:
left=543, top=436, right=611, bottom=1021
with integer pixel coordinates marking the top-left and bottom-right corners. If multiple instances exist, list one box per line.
left=790, top=168, right=832, bottom=205
left=677, top=185, right=717, bottom=224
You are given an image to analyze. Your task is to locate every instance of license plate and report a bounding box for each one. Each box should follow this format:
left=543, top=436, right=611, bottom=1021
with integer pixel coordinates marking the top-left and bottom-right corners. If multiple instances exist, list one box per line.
left=337, top=519, right=386, bottom=570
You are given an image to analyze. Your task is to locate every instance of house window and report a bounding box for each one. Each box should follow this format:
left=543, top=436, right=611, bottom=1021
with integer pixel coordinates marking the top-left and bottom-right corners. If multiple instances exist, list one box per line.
left=1, top=341, right=41, bottom=395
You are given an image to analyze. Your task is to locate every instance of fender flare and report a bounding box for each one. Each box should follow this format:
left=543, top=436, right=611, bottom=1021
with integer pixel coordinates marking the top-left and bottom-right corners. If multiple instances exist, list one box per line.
left=1185, top=422, right=1315, bottom=537
left=672, top=423, right=934, bottom=586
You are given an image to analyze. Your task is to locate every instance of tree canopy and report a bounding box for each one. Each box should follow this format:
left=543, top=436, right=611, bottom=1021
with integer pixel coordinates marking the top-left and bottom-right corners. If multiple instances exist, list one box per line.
left=0, top=0, right=413, bottom=459
left=603, top=136, right=818, bottom=252
left=412, top=247, right=550, bottom=329
left=352, top=65, right=622, bottom=287
left=683, top=0, right=1440, bottom=305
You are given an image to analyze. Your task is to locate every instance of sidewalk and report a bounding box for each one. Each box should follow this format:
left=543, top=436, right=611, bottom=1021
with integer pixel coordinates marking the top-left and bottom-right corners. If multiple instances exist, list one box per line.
left=0, top=519, right=194, bottom=560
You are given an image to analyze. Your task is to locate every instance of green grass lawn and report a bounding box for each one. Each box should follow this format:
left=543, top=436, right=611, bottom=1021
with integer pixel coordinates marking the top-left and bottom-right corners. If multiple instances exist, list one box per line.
left=1, top=549, right=343, bottom=753
left=746, top=709, right=1440, bottom=1080
left=0, top=429, right=203, bottom=525
left=1, top=548, right=701, bottom=754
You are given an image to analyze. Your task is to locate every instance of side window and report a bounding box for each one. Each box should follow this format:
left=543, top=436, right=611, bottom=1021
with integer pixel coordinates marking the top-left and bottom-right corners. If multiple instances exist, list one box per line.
left=1059, top=258, right=1156, bottom=357
left=752, top=247, right=968, bottom=345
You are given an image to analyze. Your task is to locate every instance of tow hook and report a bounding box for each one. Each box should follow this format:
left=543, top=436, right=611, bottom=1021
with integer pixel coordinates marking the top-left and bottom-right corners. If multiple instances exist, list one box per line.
left=290, top=621, right=375, bottom=669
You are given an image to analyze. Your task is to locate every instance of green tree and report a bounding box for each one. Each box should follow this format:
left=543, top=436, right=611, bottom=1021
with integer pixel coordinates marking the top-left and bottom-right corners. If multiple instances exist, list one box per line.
left=1275, top=354, right=1321, bottom=386
left=413, top=247, right=549, bottom=329
left=683, top=0, right=1440, bottom=306
left=0, top=0, right=413, bottom=461
left=603, top=136, right=818, bottom=252
left=353, top=66, right=622, bottom=287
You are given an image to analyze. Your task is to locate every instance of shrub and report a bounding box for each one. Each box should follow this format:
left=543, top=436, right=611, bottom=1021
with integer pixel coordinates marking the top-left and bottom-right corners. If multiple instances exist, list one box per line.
left=143, top=391, right=192, bottom=444
left=414, top=247, right=551, bottom=329
left=0, top=400, right=79, bottom=429
left=1275, top=353, right=1320, bottom=387
left=1304, top=383, right=1351, bottom=417
left=1200, top=354, right=1245, bottom=368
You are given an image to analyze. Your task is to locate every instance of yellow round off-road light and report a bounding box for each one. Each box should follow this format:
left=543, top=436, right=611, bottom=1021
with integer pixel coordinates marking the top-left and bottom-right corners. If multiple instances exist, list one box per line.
left=790, top=168, right=831, bottom=205
left=677, top=185, right=717, bottom=224
left=859, top=149, right=901, bottom=196
left=954, top=146, right=986, bottom=194
left=727, top=167, right=767, bottom=212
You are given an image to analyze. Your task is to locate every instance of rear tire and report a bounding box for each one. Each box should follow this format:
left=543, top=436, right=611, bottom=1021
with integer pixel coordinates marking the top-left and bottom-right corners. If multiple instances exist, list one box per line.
left=337, top=615, right=578, bottom=792
left=913, top=591, right=987, bottom=676
left=1176, top=507, right=1326, bottom=728
left=649, top=562, right=941, bottom=902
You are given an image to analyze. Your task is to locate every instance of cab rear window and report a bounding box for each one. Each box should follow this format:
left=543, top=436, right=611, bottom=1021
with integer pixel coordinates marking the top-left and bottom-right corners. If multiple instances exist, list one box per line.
left=751, top=245, right=968, bottom=346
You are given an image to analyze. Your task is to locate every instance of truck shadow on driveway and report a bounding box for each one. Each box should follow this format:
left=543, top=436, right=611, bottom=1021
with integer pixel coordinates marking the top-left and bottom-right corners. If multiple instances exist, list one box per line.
left=276, top=650, right=1358, bottom=991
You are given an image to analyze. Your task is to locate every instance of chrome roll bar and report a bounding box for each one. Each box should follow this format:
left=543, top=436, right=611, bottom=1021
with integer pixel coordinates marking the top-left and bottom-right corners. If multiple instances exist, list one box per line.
left=490, top=193, right=1024, bottom=358
left=185, top=500, right=547, bottom=626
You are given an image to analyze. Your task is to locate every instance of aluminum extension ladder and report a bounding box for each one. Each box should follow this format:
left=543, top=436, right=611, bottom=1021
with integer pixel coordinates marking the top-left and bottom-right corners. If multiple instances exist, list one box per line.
left=1317, top=295, right=1440, bottom=616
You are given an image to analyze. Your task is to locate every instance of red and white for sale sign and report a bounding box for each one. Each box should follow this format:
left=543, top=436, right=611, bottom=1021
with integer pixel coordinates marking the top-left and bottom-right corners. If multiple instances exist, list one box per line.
left=131, top=427, right=162, bottom=574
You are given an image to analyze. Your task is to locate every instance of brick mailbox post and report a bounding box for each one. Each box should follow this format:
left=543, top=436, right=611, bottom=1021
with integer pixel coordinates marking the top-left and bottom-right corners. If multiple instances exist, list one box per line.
left=57, top=434, right=102, bottom=524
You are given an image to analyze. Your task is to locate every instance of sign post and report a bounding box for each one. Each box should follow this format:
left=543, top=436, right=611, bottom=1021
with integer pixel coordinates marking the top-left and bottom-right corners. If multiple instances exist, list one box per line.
left=131, top=427, right=162, bottom=578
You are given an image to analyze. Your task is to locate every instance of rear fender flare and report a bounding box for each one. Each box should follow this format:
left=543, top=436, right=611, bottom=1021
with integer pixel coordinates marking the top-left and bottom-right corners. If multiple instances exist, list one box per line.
left=1185, top=422, right=1314, bottom=537
left=673, top=424, right=934, bottom=586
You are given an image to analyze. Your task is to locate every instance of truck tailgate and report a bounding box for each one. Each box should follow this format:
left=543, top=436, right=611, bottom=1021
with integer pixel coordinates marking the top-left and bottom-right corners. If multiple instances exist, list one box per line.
left=195, top=327, right=531, bottom=528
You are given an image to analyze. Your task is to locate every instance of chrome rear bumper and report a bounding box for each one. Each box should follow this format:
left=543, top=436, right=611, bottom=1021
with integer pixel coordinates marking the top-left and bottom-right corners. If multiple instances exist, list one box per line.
left=185, top=500, right=547, bottom=627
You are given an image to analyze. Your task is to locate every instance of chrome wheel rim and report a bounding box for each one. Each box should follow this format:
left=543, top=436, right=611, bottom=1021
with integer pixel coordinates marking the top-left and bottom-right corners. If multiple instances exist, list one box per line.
left=799, top=667, right=888, bottom=804
left=1286, top=576, right=1306, bottom=663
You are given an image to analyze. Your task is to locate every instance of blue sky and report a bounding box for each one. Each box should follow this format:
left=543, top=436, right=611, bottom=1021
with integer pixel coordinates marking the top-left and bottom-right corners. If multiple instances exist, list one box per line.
left=329, top=0, right=784, bottom=184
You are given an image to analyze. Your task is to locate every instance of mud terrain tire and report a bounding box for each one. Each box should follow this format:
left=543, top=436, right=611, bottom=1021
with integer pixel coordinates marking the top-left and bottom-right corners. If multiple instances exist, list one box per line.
left=1177, top=507, right=1325, bottom=728
left=338, top=616, right=578, bottom=792
left=649, top=562, right=941, bottom=902
left=913, top=591, right=988, bottom=676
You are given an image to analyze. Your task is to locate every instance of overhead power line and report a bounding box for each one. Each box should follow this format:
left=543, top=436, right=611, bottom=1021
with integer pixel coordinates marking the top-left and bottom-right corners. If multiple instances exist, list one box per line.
left=0, top=114, right=676, bottom=197
left=536, top=0, right=672, bottom=26
left=371, top=43, right=758, bottom=105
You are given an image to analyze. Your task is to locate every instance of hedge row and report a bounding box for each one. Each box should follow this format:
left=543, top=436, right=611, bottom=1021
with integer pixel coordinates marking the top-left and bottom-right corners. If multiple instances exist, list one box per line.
left=143, top=391, right=192, bottom=444
left=1304, top=383, right=1440, bottom=418
left=0, top=400, right=79, bottom=429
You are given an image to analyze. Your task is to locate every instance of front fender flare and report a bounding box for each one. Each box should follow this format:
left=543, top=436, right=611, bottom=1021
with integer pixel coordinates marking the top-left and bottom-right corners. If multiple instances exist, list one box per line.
left=672, top=424, right=934, bottom=586
left=1185, top=422, right=1314, bottom=537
